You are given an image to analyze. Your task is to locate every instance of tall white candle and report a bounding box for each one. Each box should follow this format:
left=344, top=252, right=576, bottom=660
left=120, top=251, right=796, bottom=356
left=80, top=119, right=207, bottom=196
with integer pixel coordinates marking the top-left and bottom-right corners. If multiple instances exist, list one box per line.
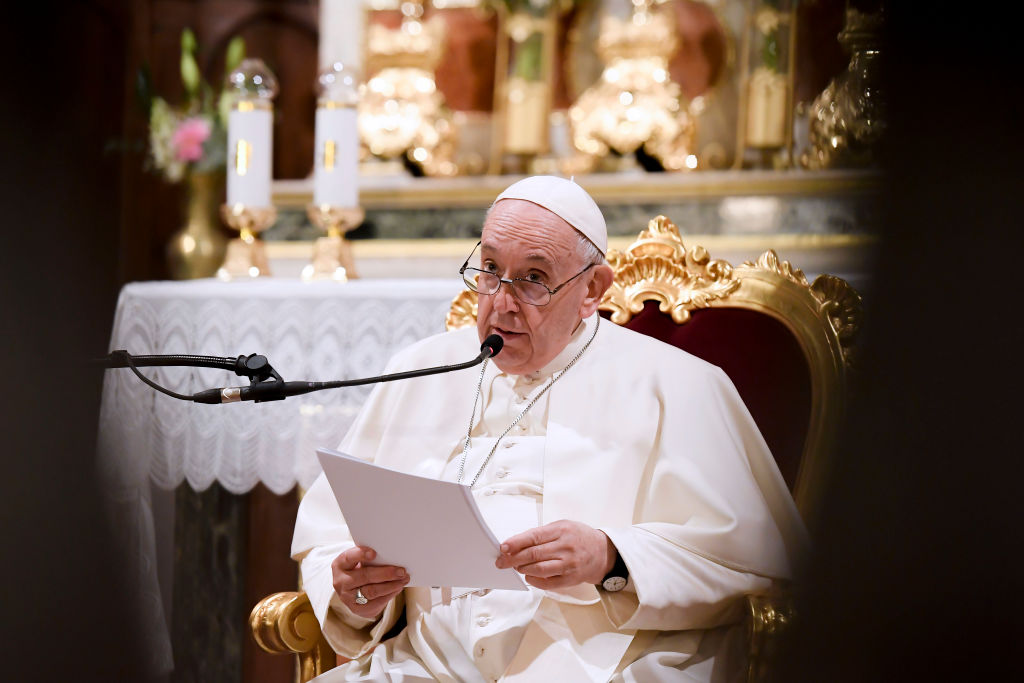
left=226, top=104, right=273, bottom=207
left=314, top=105, right=359, bottom=207
left=319, top=0, right=365, bottom=74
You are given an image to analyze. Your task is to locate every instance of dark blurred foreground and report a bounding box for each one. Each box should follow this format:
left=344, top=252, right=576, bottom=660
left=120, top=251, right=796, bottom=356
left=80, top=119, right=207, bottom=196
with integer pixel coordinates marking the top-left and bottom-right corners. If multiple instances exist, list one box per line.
left=1, top=3, right=148, bottom=681
left=773, top=5, right=1024, bottom=682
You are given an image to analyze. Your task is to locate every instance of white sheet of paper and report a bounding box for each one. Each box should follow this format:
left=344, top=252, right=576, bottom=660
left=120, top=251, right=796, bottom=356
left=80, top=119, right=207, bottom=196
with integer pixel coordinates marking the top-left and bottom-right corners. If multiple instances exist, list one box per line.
left=316, top=447, right=528, bottom=591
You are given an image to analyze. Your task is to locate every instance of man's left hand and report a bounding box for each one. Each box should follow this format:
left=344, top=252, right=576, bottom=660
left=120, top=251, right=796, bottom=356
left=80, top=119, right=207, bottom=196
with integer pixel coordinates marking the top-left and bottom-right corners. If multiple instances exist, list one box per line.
left=495, top=520, right=616, bottom=589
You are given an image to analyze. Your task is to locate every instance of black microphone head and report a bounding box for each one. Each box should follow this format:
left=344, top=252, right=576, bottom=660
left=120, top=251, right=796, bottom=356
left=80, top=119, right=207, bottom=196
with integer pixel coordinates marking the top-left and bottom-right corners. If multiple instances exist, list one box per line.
left=481, top=334, right=504, bottom=357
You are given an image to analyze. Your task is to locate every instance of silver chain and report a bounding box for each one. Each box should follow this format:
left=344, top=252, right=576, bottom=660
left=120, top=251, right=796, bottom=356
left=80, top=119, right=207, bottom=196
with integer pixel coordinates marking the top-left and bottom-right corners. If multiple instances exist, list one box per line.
left=456, top=316, right=600, bottom=487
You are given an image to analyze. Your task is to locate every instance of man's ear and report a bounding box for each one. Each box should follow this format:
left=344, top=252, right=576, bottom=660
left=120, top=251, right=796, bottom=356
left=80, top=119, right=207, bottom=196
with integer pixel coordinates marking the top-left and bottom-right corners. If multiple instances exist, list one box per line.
left=578, top=264, right=614, bottom=318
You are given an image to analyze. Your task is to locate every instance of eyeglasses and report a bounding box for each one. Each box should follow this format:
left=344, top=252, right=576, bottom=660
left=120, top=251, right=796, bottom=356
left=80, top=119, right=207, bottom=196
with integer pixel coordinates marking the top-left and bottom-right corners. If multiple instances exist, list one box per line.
left=458, top=241, right=595, bottom=307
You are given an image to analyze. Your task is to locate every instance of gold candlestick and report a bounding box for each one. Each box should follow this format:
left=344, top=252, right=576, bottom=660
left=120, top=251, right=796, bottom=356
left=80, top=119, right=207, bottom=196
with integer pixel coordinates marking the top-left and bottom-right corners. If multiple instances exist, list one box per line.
left=217, top=204, right=277, bottom=280
left=302, top=205, right=364, bottom=282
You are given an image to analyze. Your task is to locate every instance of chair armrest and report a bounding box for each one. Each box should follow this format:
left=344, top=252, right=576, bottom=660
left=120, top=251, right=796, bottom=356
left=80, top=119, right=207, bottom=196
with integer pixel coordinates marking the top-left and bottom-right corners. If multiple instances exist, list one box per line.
left=745, top=590, right=794, bottom=683
left=249, top=591, right=337, bottom=683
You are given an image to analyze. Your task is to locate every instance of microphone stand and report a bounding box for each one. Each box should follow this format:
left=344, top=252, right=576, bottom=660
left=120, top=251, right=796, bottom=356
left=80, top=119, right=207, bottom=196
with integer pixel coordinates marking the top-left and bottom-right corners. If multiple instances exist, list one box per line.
left=94, top=336, right=503, bottom=404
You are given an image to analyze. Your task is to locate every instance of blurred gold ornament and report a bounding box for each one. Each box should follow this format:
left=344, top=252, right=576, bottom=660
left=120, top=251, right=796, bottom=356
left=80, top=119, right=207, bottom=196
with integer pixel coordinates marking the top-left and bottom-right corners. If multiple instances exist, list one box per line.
left=754, top=8, right=781, bottom=35
left=360, top=0, right=459, bottom=177
left=565, top=1, right=696, bottom=173
left=801, top=8, right=886, bottom=170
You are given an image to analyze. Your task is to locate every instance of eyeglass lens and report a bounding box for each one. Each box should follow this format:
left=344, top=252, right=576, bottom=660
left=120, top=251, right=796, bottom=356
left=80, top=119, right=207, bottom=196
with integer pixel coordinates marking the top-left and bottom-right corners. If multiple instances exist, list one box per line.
left=464, top=269, right=550, bottom=305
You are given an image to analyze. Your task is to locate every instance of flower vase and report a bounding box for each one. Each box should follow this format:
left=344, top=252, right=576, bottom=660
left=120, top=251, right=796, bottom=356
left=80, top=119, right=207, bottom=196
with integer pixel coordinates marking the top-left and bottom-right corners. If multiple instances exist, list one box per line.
left=167, top=171, right=228, bottom=280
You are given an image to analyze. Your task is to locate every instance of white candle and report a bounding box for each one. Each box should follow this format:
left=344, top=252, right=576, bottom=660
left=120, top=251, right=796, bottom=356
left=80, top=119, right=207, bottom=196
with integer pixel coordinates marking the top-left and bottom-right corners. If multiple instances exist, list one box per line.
left=226, top=104, right=273, bottom=207
left=313, top=105, right=359, bottom=207
left=319, top=0, right=365, bottom=74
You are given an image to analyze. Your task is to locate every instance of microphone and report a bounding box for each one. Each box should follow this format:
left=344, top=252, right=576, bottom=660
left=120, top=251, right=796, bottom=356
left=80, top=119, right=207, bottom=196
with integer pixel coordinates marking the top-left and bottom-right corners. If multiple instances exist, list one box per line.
left=190, top=334, right=505, bottom=404
left=480, top=333, right=503, bottom=358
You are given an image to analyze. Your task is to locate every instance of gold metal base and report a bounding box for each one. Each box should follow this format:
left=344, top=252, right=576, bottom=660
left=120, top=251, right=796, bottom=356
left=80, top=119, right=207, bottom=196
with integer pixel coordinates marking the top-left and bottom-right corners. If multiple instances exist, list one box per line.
left=301, top=235, right=356, bottom=282
left=217, top=236, right=271, bottom=280
left=303, top=205, right=364, bottom=282
left=217, top=204, right=277, bottom=280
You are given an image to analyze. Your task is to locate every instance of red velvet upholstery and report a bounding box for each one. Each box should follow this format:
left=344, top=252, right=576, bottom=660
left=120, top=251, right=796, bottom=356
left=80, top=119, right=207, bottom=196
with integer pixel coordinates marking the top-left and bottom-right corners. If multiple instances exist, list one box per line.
left=602, top=301, right=811, bottom=491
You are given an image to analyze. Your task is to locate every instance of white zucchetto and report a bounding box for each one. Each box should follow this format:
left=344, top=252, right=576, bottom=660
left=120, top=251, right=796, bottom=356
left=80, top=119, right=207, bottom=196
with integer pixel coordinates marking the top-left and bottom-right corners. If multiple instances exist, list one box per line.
left=492, top=176, right=608, bottom=255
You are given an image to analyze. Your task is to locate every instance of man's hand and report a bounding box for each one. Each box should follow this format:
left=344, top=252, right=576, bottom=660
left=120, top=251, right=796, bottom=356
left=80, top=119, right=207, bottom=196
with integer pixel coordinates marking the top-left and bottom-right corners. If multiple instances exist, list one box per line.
left=331, top=546, right=409, bottom=620
left=495, top=520, right=616, bottom=590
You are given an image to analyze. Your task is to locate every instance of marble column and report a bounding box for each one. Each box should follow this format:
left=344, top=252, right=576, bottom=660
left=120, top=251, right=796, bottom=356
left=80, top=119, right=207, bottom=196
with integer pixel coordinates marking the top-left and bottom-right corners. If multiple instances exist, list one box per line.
left=170, top=484, right=300, bottom=683
left=171, top=484, right=247, bottom=683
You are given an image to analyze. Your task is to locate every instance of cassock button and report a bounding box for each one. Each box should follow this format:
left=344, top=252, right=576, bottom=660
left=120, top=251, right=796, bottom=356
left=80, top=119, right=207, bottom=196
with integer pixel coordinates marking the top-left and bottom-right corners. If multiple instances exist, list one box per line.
left=496, top=468, right=509, bottom=478
left=476, top=615, right=491, bottom=626
left=484, top=488, right=496, bottom=496
left=502, top=441, right=514, bottom=449
left=517, top=423, right=527, bottom=432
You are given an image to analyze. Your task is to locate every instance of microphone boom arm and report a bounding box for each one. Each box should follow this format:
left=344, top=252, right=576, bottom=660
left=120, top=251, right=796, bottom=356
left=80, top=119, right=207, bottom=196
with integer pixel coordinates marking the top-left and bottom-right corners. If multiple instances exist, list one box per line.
left=96, top=335, right=504, bottom=404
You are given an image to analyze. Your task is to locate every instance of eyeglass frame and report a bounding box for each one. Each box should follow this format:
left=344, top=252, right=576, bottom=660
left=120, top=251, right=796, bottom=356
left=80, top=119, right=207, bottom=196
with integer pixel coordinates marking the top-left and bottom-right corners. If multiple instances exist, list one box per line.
left=458, top=240, right=597, bottom=307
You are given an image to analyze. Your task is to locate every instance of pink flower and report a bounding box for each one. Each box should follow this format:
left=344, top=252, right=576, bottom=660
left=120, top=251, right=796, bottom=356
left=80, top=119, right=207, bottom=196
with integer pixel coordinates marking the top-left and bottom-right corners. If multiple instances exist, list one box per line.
left=171, top=117, right=211, bottom=162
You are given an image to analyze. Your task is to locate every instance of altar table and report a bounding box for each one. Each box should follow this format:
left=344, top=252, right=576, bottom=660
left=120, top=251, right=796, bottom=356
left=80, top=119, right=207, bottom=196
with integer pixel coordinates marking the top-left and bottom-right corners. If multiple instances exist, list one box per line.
left=96, top=277, right=463, bottom=673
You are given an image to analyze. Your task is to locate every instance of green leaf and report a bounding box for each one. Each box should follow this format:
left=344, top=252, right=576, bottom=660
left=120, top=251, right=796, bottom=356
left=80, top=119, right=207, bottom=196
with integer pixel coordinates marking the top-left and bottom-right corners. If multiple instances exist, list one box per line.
left=181, top=28, right=197, bottom=54
left=225, top=36, right=246, bottom=74
left=181, top=52, right=201, bottom=97
left=217, top=90, right=233, bottom=127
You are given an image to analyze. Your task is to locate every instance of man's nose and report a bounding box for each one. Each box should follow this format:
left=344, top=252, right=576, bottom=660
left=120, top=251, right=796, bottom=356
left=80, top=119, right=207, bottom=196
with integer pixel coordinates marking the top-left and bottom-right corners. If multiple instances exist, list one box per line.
left=491, top=280, right=520, bottom=314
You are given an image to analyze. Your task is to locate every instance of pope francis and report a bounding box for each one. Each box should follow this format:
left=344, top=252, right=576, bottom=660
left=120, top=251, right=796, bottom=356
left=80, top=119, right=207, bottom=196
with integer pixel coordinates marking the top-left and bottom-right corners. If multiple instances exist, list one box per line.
left=292, top=176, right=808, bottom=682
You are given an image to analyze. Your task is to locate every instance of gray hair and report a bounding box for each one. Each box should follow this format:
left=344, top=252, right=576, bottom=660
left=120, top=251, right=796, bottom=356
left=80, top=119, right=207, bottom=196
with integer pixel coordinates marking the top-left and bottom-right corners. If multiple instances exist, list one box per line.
left=576, top=232, right=606, bottom=267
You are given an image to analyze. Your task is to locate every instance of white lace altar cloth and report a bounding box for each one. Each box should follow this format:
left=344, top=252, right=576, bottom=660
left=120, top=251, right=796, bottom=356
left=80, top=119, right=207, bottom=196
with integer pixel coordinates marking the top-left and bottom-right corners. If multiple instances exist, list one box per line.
left=96, top=277, right=463, bottom=674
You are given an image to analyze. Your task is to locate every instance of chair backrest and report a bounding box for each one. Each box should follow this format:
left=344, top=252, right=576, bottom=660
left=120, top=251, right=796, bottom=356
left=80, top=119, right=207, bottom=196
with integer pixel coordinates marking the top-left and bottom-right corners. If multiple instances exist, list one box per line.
left=446, top=216, right=862, bottom=518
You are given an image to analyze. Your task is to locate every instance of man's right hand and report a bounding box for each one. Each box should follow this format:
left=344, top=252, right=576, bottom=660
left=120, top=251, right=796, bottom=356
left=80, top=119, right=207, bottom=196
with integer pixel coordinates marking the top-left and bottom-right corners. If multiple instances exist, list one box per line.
left=331, top=546, right=410, bottom=620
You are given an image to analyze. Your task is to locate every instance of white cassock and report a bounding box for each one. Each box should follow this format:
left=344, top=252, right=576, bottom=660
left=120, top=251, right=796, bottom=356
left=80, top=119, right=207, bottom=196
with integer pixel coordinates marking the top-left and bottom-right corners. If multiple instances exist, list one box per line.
left=293, top=313, right=808, bottom=682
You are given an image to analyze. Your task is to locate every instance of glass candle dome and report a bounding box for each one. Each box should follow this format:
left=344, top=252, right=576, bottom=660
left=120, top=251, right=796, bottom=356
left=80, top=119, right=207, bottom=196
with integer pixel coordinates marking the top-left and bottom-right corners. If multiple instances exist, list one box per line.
left=225, top=58, right=279, bottom=100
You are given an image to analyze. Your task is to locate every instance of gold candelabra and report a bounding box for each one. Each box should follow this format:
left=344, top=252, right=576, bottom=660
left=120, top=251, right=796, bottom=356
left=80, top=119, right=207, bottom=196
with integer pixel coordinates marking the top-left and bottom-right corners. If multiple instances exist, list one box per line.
left=360, top=0, right=458, bottom=177
left=565, top=0, right=696, bottom=174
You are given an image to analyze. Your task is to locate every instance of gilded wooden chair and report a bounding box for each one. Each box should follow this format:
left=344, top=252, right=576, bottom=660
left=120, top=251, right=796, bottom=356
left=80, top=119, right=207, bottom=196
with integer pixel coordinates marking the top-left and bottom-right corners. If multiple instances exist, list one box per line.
left=250, top=215, right=862, bottom=682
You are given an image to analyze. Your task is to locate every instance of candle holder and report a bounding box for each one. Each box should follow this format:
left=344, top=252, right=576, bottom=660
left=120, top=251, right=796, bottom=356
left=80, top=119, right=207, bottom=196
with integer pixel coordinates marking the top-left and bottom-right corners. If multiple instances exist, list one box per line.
left=217, top=204, right=277, bottom=280
left=489, top=3, right=558, bottom=175
left=302, top=205, right=364, bottom=282
left=733, top=0, right=798, bottom=169
left=219, top=58, right=278, bottom=279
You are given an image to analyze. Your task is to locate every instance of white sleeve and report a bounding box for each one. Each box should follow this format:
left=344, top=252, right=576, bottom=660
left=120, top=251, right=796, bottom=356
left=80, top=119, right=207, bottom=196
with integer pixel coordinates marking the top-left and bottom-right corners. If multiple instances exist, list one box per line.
left=597, top=525, right=772, bottom=631
left=292, top=473, right=405, bottom=658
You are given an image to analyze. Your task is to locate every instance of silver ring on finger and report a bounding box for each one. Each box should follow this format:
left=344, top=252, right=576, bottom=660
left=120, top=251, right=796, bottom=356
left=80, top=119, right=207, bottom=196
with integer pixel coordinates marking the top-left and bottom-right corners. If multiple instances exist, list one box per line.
left=355, top=587, right=368, bottom=605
